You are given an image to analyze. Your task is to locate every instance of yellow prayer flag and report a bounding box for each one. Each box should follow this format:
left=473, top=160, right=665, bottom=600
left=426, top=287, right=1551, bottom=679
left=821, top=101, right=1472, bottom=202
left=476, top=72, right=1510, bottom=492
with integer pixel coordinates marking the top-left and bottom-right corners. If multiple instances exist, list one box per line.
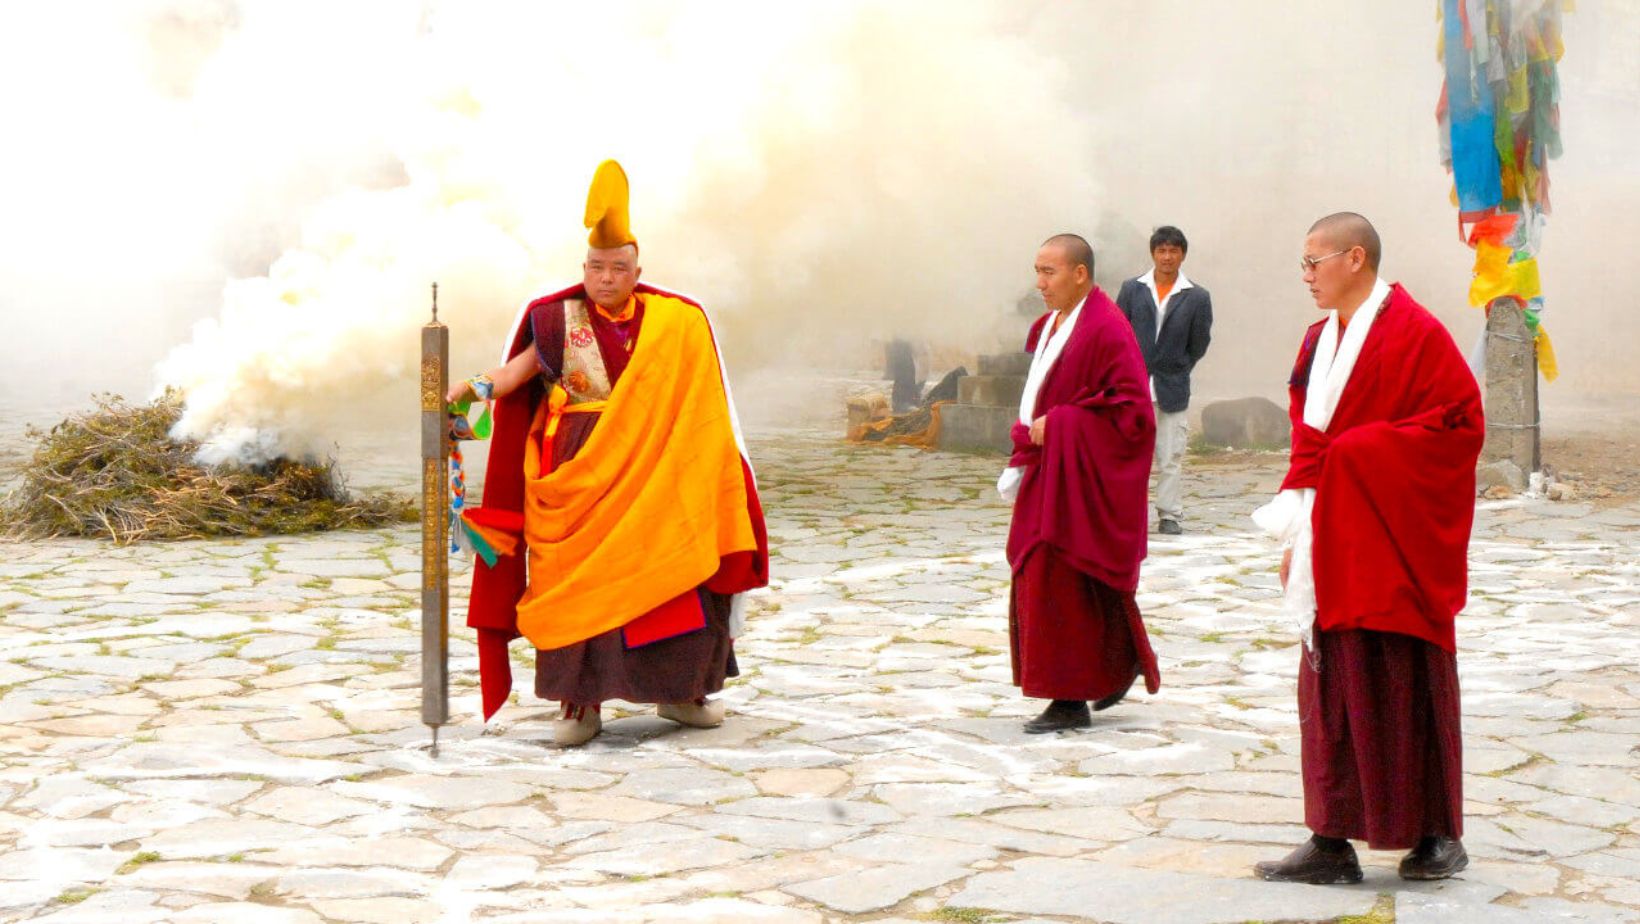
left=1469, top=242, right=1542, bottom=307
left=1535, top=326, right=1559, bottom=382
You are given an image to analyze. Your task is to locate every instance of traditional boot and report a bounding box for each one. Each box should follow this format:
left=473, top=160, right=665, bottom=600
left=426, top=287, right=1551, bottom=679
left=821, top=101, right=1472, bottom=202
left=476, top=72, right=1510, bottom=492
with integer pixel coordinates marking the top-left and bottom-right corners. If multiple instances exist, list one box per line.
left=658, top=697, right=726, bottom=728
left=552, top=702, right=602, bottom=747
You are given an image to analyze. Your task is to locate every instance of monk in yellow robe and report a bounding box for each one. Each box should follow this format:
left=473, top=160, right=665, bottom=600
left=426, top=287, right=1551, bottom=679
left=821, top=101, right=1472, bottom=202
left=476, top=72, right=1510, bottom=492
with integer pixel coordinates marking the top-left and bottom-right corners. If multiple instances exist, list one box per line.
left=448, top=161, right=768, bottom=747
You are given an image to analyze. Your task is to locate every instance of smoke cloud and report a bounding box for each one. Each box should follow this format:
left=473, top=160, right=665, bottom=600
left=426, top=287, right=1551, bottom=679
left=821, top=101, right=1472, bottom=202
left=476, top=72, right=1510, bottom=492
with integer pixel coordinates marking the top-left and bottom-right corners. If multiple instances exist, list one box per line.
left=3, top=2, right=1635, bottom=461
left=45, top=1, right=1098, bottom=463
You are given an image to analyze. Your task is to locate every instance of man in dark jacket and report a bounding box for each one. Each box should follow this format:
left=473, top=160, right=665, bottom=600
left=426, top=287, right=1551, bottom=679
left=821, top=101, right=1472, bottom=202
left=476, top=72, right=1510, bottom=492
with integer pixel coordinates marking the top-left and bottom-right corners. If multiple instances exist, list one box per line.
left=1116, top=226, right=1213, bottom=535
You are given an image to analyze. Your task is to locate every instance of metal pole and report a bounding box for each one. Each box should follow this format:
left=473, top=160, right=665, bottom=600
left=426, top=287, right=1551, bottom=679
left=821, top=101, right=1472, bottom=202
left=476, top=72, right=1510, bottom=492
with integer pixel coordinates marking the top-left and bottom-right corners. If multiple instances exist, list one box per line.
left=420, top=283, right=450, bottom=755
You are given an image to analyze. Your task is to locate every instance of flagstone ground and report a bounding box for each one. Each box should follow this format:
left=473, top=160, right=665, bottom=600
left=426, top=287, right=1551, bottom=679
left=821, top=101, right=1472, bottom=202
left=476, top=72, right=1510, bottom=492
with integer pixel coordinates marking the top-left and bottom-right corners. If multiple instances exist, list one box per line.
left=2, top=427, right=1638, bottom=923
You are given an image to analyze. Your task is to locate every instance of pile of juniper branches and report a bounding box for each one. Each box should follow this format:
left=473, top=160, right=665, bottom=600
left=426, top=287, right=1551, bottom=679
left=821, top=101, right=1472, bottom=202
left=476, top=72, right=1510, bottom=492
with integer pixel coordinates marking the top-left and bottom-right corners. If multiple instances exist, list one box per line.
left=0, top=392, right=414, bottom=543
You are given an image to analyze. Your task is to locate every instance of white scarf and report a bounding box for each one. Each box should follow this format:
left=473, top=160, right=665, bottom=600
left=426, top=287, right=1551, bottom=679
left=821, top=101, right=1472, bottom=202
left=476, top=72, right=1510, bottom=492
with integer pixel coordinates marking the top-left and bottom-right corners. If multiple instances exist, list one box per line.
left=997, top=295, right=1086, bottom=500
left=1251, top=277, right=1390, bottom=649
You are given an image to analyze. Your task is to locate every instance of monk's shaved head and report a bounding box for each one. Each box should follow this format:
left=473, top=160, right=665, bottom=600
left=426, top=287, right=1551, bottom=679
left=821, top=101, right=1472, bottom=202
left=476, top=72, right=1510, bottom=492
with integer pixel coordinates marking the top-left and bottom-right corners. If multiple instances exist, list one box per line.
left=1308, top=212, right=1381, bottom=272
left=1041, top=233, right=1095, bottom=276
left=1035, top=233, right=1096, bottom=312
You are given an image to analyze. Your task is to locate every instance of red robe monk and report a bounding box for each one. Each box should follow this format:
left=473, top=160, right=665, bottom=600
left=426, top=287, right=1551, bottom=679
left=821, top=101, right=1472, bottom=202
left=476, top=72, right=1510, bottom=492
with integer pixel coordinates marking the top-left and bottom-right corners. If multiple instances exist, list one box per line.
left=449, top=161, right=768, bottom=747
left=1000, top=234, right=1161, bottom=734
left=1254, top=213, right=1483, bottom=884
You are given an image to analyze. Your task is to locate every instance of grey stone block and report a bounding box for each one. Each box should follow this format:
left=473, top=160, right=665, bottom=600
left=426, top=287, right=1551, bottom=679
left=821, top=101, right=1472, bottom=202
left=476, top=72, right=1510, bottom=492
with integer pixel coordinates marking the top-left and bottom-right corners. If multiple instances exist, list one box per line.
left=938, top=405, right=1016, bottom=454
left=956, top=375, right=1025, bottom=409
left=978, top=352, right=1033, bottom=376
left=1199, top=397, right=1290, bottom=449
left=1478, top=459, right=1527, bottom=493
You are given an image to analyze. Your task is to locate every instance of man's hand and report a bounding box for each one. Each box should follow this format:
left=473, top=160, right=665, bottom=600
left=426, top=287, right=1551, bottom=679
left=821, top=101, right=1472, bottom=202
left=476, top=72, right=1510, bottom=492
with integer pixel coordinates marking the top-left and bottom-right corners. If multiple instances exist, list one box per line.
left=1280, top=547, right=1293, bottom=589
left=449, top=350, right=539, bottom=405
left=1029, top=415, right=1047, bottom=446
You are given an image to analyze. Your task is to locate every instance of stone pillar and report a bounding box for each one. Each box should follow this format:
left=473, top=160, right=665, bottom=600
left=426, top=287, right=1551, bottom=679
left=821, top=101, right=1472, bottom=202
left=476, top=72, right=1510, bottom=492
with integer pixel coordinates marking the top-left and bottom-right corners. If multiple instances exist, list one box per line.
left=1481, top=299, right=1540, bottom=475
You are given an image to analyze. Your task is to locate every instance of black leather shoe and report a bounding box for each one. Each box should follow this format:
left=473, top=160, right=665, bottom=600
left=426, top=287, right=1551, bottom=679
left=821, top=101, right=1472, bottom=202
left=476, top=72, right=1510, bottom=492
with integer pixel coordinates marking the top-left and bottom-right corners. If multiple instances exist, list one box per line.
left=1399, top=836, right=1468, bottom=880
left=1022, top=699, right=1091, bottom=734
left=1093, top=673, right=1137, bottom=712
left=1254, top=838, right=1364, bottom=885
left=1158, top=519, right=1183, bottom=535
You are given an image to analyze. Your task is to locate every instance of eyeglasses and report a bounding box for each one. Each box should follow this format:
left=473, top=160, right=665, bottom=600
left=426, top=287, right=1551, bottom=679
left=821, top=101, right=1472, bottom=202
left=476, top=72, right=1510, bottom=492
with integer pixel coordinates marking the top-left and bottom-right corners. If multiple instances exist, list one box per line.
left=1299, top=250, right=1349, bottom=272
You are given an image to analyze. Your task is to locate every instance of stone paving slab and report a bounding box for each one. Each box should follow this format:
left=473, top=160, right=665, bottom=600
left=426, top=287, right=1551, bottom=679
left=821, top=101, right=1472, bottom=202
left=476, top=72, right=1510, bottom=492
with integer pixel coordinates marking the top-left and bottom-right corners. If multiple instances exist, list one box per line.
left=1, top=428, right=1638, bottom=922
left=949, top=856, right=1382, bottom=922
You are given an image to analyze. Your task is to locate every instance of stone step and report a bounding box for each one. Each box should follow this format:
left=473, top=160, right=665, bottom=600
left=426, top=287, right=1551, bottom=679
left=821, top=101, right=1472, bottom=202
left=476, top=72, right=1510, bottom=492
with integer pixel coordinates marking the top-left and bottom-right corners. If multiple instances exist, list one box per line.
left=978, top=352, right=1033, bottom=376
left=937, top=404, right=1016, bottom=454
left=957, top=375, right=1025, bottom=409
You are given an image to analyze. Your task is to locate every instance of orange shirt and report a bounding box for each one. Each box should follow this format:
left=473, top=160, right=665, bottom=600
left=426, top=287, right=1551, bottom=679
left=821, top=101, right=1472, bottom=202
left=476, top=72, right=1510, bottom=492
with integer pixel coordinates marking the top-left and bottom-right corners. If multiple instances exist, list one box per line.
left=594, top=293, right=638, bottom=324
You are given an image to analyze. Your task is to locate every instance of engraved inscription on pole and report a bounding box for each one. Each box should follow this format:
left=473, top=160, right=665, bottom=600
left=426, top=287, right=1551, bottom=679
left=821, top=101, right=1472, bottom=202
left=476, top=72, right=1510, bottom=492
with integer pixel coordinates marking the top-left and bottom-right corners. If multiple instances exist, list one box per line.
left=420, top=318, right=450, bottom=730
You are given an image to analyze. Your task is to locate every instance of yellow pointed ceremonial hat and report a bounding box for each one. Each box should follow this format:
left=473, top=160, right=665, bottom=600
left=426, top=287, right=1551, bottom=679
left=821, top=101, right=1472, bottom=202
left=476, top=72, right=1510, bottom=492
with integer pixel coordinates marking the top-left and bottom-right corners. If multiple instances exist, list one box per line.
left=584, top=159, right=635, bottom=250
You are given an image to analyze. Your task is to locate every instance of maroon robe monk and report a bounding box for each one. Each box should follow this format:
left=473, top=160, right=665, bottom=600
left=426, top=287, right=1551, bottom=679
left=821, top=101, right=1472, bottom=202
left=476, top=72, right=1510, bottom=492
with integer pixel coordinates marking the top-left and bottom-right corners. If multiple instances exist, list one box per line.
left=1257, top=213, right=1483, bottom=884
left=1288, top=282, right=1481, bottom=848
left=1004, top=234, right=1161, bottom=733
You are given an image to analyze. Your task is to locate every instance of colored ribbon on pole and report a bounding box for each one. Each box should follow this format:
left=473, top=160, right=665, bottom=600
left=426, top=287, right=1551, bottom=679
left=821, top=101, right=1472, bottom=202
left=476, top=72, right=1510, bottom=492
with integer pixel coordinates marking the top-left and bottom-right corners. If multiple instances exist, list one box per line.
left=1437, top=0, right=1566, bottom=382
left=447, top=377, right=516, bottom=567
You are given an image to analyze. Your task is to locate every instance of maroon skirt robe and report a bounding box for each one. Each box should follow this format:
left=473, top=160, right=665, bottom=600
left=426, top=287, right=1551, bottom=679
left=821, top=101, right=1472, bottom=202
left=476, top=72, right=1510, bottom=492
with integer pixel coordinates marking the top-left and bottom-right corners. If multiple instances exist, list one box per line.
left=1010, top=547, right=1156, bottom=701
left=1006, top=288, right=1161, bottom=702
left=1298, top=629, right=1463, bottom=849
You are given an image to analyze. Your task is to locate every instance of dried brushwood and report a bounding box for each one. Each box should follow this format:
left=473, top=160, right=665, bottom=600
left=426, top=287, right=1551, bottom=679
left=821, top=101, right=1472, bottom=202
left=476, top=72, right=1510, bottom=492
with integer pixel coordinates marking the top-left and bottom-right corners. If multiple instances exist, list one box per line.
left=0, top=392, right=413, bottom=542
